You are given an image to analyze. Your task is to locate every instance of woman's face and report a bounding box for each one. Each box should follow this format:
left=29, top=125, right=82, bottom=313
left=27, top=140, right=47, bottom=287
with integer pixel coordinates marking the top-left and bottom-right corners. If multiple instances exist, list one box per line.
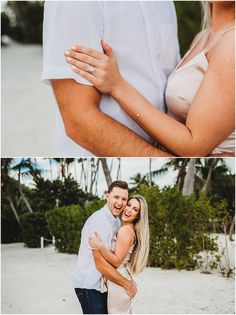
left=121, top=198, right=140, bottom=223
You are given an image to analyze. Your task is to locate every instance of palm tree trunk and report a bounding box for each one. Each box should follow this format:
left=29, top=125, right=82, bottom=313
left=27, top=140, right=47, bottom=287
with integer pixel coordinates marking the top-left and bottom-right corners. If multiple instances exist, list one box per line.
left=149, top=158, right=152, bottom=186
left=201, top=159, right=218, bottom=193
left=176, top=162, right=187, bottom=191
left=90, top=158, right=99, bottom=194
left=18, top=184, right=33, bottom=213
left=182, top=158, right=196, bottom=196
left=49, top=158, right=53, bottom=180
left=100, top=158, right=112, bottom=188
left=7, top=196, right=21, bottom=227
left=116, top=158, right=121, bottom=180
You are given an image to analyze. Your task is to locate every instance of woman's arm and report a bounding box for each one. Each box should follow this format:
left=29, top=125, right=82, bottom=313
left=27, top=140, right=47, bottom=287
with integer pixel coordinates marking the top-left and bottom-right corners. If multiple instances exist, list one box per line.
left=89, top=227, right=134, bottom=268
left=66, top=33, right=234, bottom=156
left=111, top=31, right=234, bottom=156
left=52, top=79, right=172, bottom=157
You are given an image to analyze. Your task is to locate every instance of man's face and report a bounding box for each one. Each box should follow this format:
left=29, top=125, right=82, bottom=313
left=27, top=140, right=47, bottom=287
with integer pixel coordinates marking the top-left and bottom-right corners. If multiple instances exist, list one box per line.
left=106, top=187, right=129, bottom=217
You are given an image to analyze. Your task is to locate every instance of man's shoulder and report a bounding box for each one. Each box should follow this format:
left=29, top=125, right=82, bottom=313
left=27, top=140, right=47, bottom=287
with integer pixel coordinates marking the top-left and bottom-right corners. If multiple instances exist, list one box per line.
left=86, top=206, right=107, bottom=225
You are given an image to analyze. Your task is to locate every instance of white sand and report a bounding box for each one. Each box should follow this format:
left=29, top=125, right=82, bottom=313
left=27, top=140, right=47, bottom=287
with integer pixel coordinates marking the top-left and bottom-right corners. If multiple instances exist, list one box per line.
left=1, top=240, right=235, bottom=314
left=1, top=41, right=56, bottom=156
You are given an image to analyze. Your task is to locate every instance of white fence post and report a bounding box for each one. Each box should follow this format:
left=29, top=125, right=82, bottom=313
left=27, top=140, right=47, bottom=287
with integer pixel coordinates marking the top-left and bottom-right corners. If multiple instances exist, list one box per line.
left=40, top=237, right=44, bottom=249
left=41, top=236, right=55, bottom=248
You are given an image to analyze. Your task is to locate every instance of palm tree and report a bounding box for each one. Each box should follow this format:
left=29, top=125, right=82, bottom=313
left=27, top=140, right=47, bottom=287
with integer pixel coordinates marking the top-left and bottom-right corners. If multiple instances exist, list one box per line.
left=116, top=158, right=121, bottom=180
left=129, top=173, right=149, bottom=192
left=89, top=158, right=100, bottom=194
left=10, top=158, right=42, bottom=213
left=1, top=158, right=21, bottom=226
left=100, top=158, right=112, bottom=188
left=197, top=158, right=229, bottom=194
left=148, top=158, right=152, bottom=186
left=53, top=158, right=75, bottom=179
left=150, top=158, right=190, bottom=191
left=182, top=158, right=196, bottom=196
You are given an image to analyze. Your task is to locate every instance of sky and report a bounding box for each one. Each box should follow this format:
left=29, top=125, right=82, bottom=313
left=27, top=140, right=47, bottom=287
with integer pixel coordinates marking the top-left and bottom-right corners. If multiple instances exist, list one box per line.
left=9, top=158, right=235, bottom=198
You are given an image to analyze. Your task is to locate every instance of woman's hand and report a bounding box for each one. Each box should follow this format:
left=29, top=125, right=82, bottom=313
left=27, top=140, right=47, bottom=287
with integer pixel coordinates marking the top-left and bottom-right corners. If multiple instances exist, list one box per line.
left=89, top=232, right=104, bottom=250
left=65, top=40, right=124, bottom=95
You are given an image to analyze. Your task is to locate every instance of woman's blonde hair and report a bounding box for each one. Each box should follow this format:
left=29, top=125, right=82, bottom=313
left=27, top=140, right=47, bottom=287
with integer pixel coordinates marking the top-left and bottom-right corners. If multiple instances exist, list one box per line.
left=201, top=1, right=235, bottom=30
left=128, top=195, right=149, bottom=275
left=201, top=1, right=212, bottom=30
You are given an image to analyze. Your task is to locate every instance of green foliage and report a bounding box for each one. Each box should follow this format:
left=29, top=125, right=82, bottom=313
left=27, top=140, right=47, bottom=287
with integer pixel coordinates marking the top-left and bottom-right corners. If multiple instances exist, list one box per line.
left=1, top=12, right=11, bottom=38
left=211, top=174, right=235, bottom=219
left=1, top=177, right=33, bottom=243
left=174, top=1, right=202, bottom=56
left=139, top=185, right=218, bottom=270
left=3, top=1, right=44, bottom=43
left=31, top=176, right=94, bottom=212
left=1, top=217, right=22, bottom=243
left=45, top=199, right=105, bottom=254
left=84, top=199, right=106, bottom=217
left=20, top=212, right=50, bottom=248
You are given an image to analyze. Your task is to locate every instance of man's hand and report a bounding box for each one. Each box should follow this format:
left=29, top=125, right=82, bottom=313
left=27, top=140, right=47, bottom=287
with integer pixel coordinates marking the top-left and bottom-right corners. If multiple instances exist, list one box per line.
left=125, top=280, right=137, bottom=299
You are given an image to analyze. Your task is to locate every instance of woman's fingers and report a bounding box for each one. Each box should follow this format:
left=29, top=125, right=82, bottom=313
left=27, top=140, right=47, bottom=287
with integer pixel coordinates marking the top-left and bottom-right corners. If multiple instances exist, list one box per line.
left=70, top=44, right=104, bottom=60
left=71, top=64, right=98, bottom=85
left=66, top=56, right=95, bottom=74
left=65, top=50, right=100, bottom=68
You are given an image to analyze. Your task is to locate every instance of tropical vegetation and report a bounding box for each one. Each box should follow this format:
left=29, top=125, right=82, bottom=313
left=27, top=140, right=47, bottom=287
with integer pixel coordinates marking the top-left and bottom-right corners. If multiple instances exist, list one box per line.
left=1, top=158, right=234, bottom=276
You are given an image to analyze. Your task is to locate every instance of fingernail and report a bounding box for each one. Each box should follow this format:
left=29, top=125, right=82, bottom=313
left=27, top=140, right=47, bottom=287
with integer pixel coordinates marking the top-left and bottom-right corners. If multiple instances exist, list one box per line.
left=64, top=50, right=70, bottom=56
left=71, top=45, right=77, bottom=50
left=66, top=57, right=71, bottom=62
left=71, top=65, right=77, bottom=70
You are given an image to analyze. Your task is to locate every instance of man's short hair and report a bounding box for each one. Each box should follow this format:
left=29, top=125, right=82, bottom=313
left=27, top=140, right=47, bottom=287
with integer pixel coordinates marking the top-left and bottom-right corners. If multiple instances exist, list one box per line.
left=108, top=180, right=129, bottom=193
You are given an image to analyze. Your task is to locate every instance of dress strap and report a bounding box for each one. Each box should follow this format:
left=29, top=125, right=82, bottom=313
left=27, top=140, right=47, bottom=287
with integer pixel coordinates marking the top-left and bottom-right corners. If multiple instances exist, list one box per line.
left=205, top=25, right=235, bottom=53
left=175, top=29, right=208, bottom=70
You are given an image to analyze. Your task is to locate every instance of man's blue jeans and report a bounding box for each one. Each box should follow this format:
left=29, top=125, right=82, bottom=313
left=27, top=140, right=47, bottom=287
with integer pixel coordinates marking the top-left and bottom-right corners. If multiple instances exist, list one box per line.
left=75, top=288, right=108, bottom=314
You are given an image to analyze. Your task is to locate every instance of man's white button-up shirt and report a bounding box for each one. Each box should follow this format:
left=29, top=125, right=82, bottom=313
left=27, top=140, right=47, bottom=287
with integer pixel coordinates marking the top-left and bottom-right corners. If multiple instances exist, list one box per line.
left=42, top=1, right=180, bottom=156
left=74, top=205, right=120, bottom=291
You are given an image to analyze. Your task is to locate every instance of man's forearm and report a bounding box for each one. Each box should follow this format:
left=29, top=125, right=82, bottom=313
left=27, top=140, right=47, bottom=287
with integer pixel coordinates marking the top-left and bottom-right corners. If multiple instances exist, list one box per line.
left=69, top=108, right=172, bottom=157
left=93, top=250, right=129, bottom=289
left=51, top=79, right=172, bottom=157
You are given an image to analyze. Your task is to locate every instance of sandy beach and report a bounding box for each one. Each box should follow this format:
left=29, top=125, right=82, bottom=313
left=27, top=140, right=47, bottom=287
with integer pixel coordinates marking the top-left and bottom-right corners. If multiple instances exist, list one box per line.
left=1, top=41, right=56, bottom=156
left=1, top=242, right=235, bottom=314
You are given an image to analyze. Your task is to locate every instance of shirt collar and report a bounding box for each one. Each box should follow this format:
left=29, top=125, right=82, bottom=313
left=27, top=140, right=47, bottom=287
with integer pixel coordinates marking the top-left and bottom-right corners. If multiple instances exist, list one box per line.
left=102, top=204, right=119, bottom=224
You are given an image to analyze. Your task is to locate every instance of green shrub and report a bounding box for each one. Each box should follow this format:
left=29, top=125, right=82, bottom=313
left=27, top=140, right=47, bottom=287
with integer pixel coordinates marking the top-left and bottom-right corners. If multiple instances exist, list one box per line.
left=20, top=211, right=50, bottom=248
left=46, top=200, right=105, bottom=254
left=140, top=185, right=218, bottom=270
left=84, top=198, right=106, bottom=217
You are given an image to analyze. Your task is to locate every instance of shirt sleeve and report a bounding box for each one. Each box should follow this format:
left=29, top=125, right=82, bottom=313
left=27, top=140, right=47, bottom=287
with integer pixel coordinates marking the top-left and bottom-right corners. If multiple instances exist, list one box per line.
left=41, top=1, right=104, bottom=85
left=87, top=215, right=111, bottom=250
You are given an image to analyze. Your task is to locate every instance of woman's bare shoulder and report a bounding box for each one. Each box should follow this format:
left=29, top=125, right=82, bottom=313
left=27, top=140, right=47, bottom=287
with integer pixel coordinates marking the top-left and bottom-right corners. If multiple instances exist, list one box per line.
left=208, top=29, right=234, bottom=72
left=117, top=225, right=134, bottom=241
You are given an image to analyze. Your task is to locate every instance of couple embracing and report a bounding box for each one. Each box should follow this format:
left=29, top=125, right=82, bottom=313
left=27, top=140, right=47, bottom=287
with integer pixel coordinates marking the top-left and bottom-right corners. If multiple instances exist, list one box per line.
left=42, top=1, right=235, bottom=157
left=74, top=180, right=149, bottom=314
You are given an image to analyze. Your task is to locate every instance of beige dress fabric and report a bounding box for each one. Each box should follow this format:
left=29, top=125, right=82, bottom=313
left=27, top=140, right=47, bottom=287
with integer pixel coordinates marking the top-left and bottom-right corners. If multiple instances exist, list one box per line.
left=165, top=26, right=235, bottom=155
left=101, top=233, right=136, bottom=314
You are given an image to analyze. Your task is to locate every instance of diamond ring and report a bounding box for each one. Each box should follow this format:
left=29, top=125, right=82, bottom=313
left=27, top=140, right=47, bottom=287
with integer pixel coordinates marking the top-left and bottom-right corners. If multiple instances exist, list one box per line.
left=88, top=66, right=95, bottom=74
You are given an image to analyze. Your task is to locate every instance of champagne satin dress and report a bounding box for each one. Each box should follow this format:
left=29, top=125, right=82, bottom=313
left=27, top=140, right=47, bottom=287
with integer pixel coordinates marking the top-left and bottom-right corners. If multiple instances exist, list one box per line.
left=102, top=234, right=136, bottom=314
left=165, top=26, right=235, bottom=155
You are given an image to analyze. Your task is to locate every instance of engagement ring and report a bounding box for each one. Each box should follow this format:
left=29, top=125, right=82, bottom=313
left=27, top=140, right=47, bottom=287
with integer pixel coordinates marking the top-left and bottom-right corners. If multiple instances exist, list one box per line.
left=88, top=66, right=95, bottom=74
